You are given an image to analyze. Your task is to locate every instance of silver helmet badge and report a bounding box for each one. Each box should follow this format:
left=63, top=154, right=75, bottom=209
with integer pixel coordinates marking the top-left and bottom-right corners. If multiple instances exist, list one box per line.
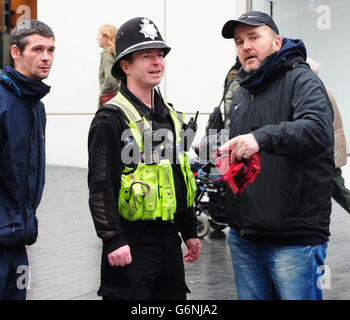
left=139, top=18, right=158, bottom=40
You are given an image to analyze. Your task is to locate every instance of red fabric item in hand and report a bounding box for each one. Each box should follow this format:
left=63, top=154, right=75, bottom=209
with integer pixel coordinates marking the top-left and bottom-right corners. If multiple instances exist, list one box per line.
left=213, top=147, right=261, bottom=195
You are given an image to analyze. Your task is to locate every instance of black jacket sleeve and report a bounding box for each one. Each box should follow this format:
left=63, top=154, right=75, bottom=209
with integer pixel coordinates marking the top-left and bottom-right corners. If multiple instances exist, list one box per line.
left=175, top=206, right=198, bottom=242
left=88, top=109, right=128, bottom=254
left=252, top=69, right=334, bottom=156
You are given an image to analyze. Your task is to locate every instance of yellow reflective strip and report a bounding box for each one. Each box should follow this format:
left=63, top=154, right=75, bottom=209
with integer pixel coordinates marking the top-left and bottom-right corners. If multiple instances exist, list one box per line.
left=176, top=111, right=184, bottom=126
left=108, top=94, right=141, bottom=122
left=118, top=94, right=143, bottom=121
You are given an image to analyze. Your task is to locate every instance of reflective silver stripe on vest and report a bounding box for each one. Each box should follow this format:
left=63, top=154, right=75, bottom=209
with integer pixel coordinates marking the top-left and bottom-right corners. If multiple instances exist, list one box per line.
left=107, top=99, right=146, bottom=134
left=109, top=99, right=141, bottom=122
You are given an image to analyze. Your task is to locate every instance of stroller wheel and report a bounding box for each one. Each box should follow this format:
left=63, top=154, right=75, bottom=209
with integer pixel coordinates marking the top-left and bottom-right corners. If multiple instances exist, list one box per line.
left=209, top=219, right=227, bottom=231
left=196, top=214, right=209, bottom=238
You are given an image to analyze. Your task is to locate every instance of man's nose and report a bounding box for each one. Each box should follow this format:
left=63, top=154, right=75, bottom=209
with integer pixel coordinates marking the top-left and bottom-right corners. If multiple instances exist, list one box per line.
left=41, top=51, right=50, bottom=60
left=243, top=40, right=253, bottom=51
left=152, top=55, right=162, bottom=64
left=41, top=50, right=51, bottom=60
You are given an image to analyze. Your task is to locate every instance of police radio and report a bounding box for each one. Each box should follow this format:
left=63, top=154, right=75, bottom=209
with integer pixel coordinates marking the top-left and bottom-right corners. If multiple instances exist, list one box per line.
left=182, top=111, right=199, bottom=152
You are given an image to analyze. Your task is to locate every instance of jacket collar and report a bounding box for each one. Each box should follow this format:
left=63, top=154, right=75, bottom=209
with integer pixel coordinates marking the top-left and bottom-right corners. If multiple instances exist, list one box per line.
left=2, top=65, right=51, bottom=101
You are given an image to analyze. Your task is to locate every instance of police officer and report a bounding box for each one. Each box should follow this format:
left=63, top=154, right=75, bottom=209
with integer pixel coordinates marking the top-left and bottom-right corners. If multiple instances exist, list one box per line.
left=88, top=17, right=201, bottom=300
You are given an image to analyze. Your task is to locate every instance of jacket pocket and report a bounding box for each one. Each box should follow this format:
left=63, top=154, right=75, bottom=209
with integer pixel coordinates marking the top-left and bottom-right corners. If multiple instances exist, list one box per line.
left=0, top=207, right=26, bottom=245
left=141, top=166, right=158, bottom=219
left=118, top=187, right=144, bottom=221
left=158, top=164, right=176, bottom=220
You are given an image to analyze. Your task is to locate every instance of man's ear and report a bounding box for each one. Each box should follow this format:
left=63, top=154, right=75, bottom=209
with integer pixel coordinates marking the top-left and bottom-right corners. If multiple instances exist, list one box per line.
left=120, top=60, right=129, bottom=76
left=10, top=45, right=21, bottom=62
left=273, top=35, right=282, bottom=53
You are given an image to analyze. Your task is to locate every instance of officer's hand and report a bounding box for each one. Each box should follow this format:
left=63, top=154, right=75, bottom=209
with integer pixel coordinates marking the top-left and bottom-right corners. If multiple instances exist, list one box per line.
left=183, top=238, right=202, bottom=263
left=107, top=245, right=132, bottom=267
left=219, top=133, right=259, bottom=163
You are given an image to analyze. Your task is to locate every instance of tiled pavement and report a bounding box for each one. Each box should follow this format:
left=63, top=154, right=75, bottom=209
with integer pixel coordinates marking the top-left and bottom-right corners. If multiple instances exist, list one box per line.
left=26, top=162, right=350, bottom=300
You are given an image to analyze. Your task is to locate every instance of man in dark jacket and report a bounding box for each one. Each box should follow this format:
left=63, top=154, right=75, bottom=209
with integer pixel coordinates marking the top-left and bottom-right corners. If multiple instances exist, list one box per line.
left=219, top=11, right=334, bottom=300
left=88, top=17, right=201, bottom=300
left=0, top=20, right=55, bottom=300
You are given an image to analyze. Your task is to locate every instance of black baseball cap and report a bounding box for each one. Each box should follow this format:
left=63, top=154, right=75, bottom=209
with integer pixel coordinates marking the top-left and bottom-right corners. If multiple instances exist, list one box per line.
left=111, top=17, right=171, bottom=80
left=222, top=11, right=279, bottom=39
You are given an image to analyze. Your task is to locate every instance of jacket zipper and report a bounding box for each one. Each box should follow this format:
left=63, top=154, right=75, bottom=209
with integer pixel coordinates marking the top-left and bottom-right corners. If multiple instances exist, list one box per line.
left=240, top=228, right=245, bottom=237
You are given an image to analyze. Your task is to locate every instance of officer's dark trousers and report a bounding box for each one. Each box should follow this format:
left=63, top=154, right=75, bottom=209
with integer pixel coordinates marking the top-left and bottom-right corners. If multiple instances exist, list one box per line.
left=333, top=167, right=350, bottom=214
left=99, top=220, right=189, bottom=300
left=0, top=245, right=28, bottom=300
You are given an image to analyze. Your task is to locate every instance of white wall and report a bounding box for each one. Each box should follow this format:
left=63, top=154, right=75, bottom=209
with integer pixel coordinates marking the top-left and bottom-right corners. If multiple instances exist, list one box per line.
left=36, top=0, right=244, bottom=168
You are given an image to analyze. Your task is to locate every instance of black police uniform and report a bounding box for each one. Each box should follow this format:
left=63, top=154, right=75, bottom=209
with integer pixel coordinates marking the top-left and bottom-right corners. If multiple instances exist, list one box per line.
left=88, top=81, right=198, bottom=299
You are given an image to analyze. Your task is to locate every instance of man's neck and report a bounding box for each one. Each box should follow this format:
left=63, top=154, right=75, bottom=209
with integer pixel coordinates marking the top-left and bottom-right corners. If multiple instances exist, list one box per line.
left=126, top=81, right=154, bottom=108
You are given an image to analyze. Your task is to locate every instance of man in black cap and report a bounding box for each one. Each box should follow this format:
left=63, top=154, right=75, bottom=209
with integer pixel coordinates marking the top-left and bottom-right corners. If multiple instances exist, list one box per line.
left=88, top=17, right=201, bottom=300
left=219, top=11, right=334, bottom=299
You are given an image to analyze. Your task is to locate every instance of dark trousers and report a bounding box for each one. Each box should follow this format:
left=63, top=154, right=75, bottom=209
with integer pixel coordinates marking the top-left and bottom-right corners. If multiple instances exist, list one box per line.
left=0, top=245, right=28, bottom=300
left=332, top=167, right=350, bottom=214
left=99, top=221, right=189, bottom=300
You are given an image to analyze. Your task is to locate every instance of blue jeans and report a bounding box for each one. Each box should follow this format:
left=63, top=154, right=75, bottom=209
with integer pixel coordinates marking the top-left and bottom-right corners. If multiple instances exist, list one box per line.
left=228, top=228, right=328, bottom=300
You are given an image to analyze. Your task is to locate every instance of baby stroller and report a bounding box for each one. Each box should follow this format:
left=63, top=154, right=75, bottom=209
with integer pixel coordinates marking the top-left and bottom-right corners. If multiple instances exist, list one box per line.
left=192, top=155, right=229, bottom=238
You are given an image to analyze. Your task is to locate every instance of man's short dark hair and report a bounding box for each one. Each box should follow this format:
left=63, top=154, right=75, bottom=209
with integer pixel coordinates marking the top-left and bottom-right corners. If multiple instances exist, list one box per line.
left=9, top=19, right=55, bottom=66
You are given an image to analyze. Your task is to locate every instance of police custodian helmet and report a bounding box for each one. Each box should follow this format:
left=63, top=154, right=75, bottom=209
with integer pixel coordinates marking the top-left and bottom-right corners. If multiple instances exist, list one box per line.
left=111, top=17, right=171, bottom=80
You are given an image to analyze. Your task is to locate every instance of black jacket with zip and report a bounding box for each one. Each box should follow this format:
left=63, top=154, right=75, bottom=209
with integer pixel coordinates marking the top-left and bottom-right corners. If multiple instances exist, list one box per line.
left=228, top=54, right=334, bottom=245
left=0, top=65, right=50, bottom=246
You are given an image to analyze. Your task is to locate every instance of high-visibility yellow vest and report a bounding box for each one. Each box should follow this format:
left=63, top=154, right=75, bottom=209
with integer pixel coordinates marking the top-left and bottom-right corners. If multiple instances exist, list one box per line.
left=107, top=92, right=197, bottom=221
